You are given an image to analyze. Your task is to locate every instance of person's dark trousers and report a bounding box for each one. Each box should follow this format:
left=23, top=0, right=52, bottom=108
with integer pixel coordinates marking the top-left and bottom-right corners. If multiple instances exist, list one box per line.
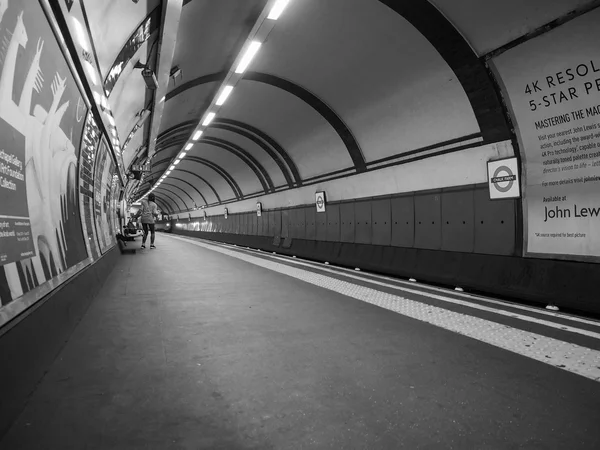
left=142, top=223, right=156, bottom=245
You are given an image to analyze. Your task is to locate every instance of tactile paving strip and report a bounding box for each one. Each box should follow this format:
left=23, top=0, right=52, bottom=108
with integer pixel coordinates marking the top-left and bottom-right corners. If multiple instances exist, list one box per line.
left=168, top=235, right=600, bottom=382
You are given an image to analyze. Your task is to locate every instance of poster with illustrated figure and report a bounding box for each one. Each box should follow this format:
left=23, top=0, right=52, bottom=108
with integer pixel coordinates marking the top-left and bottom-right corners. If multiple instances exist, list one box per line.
left=492, top=8, right=600, bottom=261
left=0, top=0, right=89, bottom=326
left=93, top=137, right=116, bottom=254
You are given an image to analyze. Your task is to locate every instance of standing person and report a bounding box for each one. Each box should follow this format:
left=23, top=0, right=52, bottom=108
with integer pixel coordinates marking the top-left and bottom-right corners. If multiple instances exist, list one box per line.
left=135, top=193, right=159, bottom=249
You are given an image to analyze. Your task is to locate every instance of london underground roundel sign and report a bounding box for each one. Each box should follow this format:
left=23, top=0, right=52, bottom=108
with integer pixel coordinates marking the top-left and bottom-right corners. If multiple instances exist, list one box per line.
left=488, top=157, right=520, bottom=199
left=315, top=192, right=326, bottom=213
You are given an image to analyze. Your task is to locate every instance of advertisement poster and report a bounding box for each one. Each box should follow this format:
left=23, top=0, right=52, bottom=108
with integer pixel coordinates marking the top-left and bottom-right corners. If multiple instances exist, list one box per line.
left=0, top=117, right=35, bottom=264
left=493, top=9, right=600, bottom=261
left=93, top=138, right=116, bottom=254
left=0, top=0, right=89, bottom=323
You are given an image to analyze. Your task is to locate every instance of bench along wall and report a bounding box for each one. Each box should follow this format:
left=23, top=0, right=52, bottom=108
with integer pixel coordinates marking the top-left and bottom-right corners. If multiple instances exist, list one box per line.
left=170, top=182, right=600, bottom=316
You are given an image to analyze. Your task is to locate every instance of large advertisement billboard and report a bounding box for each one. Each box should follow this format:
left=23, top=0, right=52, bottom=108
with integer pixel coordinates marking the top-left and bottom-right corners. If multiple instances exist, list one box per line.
left=492, top=9, right=600, bottom=261
left=0, top=1, right=89, bottom=325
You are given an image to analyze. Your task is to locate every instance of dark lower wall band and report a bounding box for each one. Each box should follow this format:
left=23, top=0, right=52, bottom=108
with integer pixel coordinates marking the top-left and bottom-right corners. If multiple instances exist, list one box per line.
left=0, top=247, right=120, bottom=439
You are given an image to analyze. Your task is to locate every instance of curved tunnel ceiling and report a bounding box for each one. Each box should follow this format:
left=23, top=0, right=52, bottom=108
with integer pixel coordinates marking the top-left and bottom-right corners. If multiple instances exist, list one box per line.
left=85, top=0, right=593, bottom=214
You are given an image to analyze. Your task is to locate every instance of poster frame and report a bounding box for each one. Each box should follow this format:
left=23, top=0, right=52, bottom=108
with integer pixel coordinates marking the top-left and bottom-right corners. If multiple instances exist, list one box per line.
left=1, top=0, right=96, bottom=329
left=488, top=36, right=600, bottom=264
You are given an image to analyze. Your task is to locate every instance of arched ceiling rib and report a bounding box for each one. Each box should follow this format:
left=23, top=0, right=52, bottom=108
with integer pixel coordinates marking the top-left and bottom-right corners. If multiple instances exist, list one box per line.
left=154, top=186, right=189, bottom=211
left=170, top=170, right=221, bottom=203
left=164, top=71, right=365, bottom=172
left=429, top=0, right=594, bottom=56
left=140, top=170, right=218, bottom=206
left=200, top=137, right=273, bottom=192
left=161, top=182, right=196, bottom=205
left=125, top=0, right=568, bottom=209
left=185, top=157, right=243, bottom=199
left=377, top=0, right=510, bottom=142
left=154, top=190, right=183, bottom=212
left=154, top=119, right=299, bottom=188
left=149, top=155, right=237, bottom=201
left=153, top=196, right=173, bottom=214
left=213, top=119, right=301, bottom=186
left=151, top=144, right=249, bottom=198
left=153, top=133, right=274, bottom=192
left=163, top=178, right=208, bottom=207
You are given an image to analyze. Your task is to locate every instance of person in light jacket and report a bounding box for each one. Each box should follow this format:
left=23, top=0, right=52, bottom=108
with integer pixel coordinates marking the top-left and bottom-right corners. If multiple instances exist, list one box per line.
left=135, top=193, right=159, bottom=249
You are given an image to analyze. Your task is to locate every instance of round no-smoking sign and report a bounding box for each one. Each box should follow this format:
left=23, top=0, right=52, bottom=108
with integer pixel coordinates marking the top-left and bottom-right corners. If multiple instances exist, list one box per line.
left=487, top=157, right=520, bottom=199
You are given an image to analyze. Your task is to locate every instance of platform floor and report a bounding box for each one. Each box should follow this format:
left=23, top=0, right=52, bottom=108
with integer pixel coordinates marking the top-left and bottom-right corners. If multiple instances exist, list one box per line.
left=2, top=233, right=600, bottom=449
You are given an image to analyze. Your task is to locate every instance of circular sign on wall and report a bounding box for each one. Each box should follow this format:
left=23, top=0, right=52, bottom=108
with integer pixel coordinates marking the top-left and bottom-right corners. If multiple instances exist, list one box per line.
left=315, top=192, right=326, bottom=213
left=487, top=157, right=520, bottom=199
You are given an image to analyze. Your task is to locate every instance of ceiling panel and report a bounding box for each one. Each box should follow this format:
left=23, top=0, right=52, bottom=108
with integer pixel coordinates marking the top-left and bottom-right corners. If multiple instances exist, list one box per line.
left=252, top=0, right=478, bottom=165
left=218, top=81, right=353, bottom=180
left=192, top=142, right=263, bottom=195
left=84, top=0, right=161, bottom=78
left=110, top=40, right=155, bottom=149
left=160, top=84, right=217, bottom=134
left=167, top=171, right=219, bottom=205
left=175, top=159, right=237, bottom=201
left=430, top=0, right=594, bottom=55
left=204, top=126, right=287, bottom=188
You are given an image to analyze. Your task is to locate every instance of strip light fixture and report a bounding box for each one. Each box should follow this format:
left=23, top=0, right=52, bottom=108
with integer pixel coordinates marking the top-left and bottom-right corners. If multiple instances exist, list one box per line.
left=235, top=41, right=261, bottom=74
left=268, top=0, right=290, bottom=20
left=202, top=112, right=216, bottom=126
left=140, top=0, right=292, bottom=203
left=216, top=85, right=234, bottom=105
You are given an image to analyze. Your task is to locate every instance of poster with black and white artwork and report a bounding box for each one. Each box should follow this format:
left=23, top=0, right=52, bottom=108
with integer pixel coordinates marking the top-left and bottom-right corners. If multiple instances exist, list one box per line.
left=0, top=0, right=89, bottom=326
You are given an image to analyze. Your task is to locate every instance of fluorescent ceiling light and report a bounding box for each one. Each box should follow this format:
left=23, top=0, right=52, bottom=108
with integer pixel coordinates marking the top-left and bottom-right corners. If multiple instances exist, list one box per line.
left=202, top=112, right=216, bottom=126
left=83, top=61, right=97, bottom=85
left=174, top=159, right=180, bottom=165
left=180, top=152, right=187, bottom=158
left=216, top=85, right=233, bottom=106
left=166, top=170, right=172, bottom=175
left=268, top=0, right=290, bottom=20
left=169, top=165, right=175, bottom=170
left=185, top=143, right=193, bottom=151
left=192, top=131, right=202, bottom=141
left=235, top=41, right=261, bottom=74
